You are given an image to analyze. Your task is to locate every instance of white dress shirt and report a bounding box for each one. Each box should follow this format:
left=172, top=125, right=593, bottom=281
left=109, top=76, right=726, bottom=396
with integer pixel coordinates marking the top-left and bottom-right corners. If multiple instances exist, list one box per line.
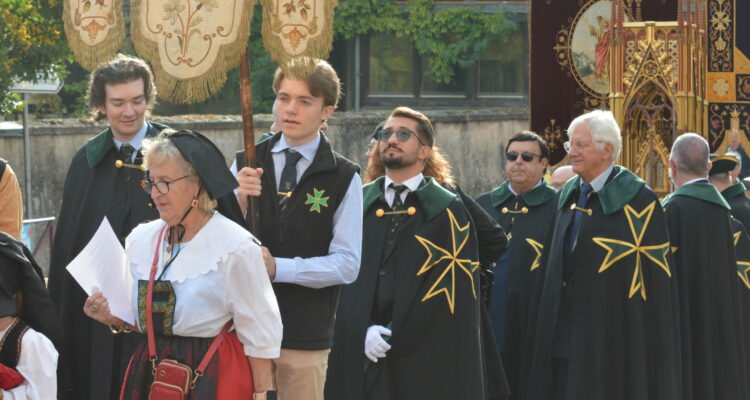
left=127, top=212, right=283, bottom=358
left=230, top=133, right=363, bottom=289
left=384, top=173, right=424, bottom=207
left=112, top=120, right=149, bottom=163
left=587, top=164, right=615, bottom=192
left=0, top=323, right=58, bottom=400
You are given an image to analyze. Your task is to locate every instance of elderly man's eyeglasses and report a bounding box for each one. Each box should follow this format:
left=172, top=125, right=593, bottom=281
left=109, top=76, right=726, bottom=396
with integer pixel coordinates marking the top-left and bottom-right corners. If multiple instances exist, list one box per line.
left=506, top=151, right=543, bottom=162
left=563, top=141, right=593, bottom=153
left=375, top=129, right=426, bottom=146
left=140, top=175, right=191, bottom=195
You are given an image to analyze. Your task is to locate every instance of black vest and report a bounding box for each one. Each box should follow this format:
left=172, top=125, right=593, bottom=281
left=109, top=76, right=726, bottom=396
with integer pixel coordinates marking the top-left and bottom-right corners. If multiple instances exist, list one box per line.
left=237, top=133, right=359, bottom=350
left=0, top=319, right=29, bottom=369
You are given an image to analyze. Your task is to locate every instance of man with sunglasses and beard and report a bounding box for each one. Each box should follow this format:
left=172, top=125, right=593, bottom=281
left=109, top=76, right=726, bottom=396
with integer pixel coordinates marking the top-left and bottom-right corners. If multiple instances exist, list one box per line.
left=475, top=131, right=557, bottom=400
left=326, top=107, right=508, bottom=400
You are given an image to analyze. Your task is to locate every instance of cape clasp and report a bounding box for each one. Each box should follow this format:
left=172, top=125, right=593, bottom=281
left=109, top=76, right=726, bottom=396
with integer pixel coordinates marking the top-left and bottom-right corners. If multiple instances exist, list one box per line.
left=376, top=207, right=417, bottom=217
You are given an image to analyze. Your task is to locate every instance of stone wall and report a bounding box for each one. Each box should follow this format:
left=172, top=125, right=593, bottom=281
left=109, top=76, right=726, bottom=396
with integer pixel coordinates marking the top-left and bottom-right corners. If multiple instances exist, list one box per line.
left=0, top=109, right=528, bottom=271
left=1, top=108, right=528, bottom=218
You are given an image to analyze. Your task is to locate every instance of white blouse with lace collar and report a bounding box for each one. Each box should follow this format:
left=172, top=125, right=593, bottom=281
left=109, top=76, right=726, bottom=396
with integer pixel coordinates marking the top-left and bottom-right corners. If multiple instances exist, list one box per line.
left=126, top=212, right=282, bottom=358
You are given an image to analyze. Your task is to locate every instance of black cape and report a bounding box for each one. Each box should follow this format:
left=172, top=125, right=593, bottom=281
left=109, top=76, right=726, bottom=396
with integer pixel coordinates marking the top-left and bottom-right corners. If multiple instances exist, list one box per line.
left=729, top=217, right=750, bottom=396
left=722, top=182, right=750, bottom=230
left=662, top=181, right=748, bottom=399
left=0, top=232, right=64, bottom=352
left=528, top=166, right=680, bottom=400
left=475, top=181, right=557, bottom=400
left=326, top=176, right=508, bottom=400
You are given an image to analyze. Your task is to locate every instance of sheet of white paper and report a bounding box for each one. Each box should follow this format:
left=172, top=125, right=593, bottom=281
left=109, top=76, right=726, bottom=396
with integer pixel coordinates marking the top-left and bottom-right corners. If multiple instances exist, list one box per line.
left=65, top=217, right=135, bottom=325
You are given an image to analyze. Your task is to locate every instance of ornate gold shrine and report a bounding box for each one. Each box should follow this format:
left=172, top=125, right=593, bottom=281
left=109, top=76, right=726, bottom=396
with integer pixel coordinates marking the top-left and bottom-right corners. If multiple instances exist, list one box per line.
left=609, top=0, right=707, bottom=198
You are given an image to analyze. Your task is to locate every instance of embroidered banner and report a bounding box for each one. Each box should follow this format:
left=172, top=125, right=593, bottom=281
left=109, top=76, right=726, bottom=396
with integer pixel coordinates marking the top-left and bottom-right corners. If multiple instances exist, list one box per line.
left=707, top=0, right=750, bottom=177
left=63, top=0, right=125, bottom=70
left=261, top=0, right=336, bottom=77
left=131, top=0, right=253, bottom=103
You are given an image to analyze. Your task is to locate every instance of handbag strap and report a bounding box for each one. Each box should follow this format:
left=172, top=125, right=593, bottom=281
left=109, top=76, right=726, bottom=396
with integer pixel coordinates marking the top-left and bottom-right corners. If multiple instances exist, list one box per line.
left=196, top=322, right=231, bottom=374
left=146, top=225, right=233, bottom=378
left=146, top=225, right=167, bottom=360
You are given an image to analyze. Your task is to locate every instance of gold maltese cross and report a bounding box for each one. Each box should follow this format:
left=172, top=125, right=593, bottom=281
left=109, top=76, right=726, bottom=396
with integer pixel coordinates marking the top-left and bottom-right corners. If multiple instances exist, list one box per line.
left=592, top=201, right=671, bottom=300
left=415, top=209, right=480, bottom=314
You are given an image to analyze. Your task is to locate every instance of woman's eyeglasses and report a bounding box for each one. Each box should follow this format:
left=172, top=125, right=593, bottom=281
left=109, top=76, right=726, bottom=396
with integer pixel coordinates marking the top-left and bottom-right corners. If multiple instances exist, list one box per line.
left=375, top=129, right=426, bottom=146
left=140, top=175, right=192, bottom=195
left=506, top=151, right=543, bottom=162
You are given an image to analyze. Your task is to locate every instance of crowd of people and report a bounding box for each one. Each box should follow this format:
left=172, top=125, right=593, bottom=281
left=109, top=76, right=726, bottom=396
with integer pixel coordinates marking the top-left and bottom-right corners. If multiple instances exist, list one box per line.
left=0, top=53, right=748, bottom=400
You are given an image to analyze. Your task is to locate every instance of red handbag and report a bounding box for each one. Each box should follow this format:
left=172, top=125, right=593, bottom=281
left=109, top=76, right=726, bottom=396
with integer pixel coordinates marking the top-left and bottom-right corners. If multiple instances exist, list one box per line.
left=146, top=225, right=230, bottom=400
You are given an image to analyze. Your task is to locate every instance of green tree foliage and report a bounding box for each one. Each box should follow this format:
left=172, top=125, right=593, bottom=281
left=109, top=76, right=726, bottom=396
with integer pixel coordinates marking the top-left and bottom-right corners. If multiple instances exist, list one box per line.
left=334, top=0, right=517, bottom=83
left=13, top=0, right=515, bottom=117
left=0, top=0, right=71, bottom=114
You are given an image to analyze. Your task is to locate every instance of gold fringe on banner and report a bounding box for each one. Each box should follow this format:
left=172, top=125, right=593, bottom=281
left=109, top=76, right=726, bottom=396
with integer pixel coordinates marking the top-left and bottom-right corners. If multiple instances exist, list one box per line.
left=130, top=0, right=253, bottom=104
left=261, top=0, right=337, bottom=78
left=63, top=0, right=125, bottom=70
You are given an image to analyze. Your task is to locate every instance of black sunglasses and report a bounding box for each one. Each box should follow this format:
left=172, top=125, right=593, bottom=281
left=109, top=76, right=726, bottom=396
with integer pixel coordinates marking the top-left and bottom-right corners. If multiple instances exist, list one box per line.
left=375, top=129, right=426, bottom=146
left=506, top=151, right=543, bottom=162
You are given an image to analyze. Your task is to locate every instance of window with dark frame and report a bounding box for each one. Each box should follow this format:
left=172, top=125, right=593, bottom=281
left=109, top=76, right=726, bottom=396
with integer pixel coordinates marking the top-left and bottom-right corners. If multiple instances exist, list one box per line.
left=361, top=16, right=528, bottom=108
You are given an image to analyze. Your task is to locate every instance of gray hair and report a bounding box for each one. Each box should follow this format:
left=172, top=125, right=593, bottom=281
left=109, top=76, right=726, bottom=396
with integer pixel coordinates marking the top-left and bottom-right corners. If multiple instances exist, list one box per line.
left=670, top=133, right=709, bottom=177
left=709, top=172, right=731, bottom=182
left=567, top=110, right=621, bottom=163
left=141, top=129, right=216, bottom=213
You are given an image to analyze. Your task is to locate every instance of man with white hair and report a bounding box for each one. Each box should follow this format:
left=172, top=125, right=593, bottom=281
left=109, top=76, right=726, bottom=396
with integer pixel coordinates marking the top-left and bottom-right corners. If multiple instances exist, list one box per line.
left=527, top=110, right=679, bottom=400
left=662, top=133, right=747, bottom=399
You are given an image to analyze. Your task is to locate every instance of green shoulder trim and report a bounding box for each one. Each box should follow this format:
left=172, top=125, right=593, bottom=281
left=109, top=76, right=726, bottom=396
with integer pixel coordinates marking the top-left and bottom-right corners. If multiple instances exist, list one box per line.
left=489, top=181, right=513, bottom=208
left=491, top=181, right=556, bottom=208
left=85, top=128, right=114, bottom=169
left=597, top=167, right=645, bottom=214
left=522, top=182, right=557, bottom=206
left=415, top=177, right=457, bottom=221
left=557, top=175, right=581, bottom=210
left=363, top=176, right=457, bottom=220
left=257, top=132, right=274, bottom=144
left=150, top=121, right=170, bottom=132
left=663, top=181, right=730, bottom=209
left=722, top=182, right=746, bottom=201
left=84, top=121, right=170, bottom=169
left=558, top=166, right=645, bottom=215
left=363, top=176, right=386, bottom=214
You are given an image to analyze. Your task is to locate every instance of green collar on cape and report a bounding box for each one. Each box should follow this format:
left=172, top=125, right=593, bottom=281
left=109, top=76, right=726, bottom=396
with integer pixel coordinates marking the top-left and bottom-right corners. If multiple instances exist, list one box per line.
left=363, top=176, right=457, bottom=221
left=662, top=181, right=730, bottom=209
left=489, top=180, right=556, bottom=208
left=721, top=182, right=747, bottom=201
left=558, top=166, right=645, bottom=215
left=85, top=121, right=169, bottom=168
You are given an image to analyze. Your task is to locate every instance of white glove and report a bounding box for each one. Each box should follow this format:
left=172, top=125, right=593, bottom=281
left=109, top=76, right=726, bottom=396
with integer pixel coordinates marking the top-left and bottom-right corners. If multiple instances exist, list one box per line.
left=364, top=325, right=392, bottom=362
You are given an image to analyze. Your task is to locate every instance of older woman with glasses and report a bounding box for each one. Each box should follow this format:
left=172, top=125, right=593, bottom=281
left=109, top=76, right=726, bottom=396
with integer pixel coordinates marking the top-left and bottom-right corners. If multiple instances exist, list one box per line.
left=83, top=129, right=282, bottom=400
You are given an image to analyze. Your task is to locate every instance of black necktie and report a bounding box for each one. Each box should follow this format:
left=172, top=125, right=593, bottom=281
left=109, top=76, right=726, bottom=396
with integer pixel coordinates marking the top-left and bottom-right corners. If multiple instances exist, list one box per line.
left=389, top=183, right=408, bottom=210
left=278, top=149, right=304, bottom=206
left=119, top=143, right=135, bottom=163
left=567, top=183, right=593, bottom=250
